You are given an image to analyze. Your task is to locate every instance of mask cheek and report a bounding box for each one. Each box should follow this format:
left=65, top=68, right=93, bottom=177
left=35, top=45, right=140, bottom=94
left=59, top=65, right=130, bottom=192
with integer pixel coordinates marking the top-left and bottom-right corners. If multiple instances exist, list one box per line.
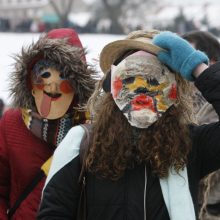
left=156, top=89, right=177, bottom=113
left=36, top=84, right=44, bottom=90
left=168, top=83, right=177, bottom=100
left=60, top=81, right=73, bottom=94
left=32, top=84, right=44, bottom=92
left=32, top=85, right=44, bottom=97
left=156, top=95, right=169, bottom=112
left=112, top=76, right=123, bottom=98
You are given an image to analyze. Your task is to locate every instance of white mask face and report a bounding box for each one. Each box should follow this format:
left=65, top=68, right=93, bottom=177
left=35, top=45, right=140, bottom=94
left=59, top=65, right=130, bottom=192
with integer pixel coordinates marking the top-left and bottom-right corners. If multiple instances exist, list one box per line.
left=111, top=51, right=177, bottom=128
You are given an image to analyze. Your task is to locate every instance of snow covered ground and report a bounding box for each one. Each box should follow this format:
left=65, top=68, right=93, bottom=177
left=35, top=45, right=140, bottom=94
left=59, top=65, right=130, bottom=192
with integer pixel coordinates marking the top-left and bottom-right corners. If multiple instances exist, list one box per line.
left=0, top=32, right=124, bottom=105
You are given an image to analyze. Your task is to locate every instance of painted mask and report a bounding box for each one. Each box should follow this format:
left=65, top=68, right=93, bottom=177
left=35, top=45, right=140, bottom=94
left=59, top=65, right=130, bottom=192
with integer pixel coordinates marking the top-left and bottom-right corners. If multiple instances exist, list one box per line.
left=111, top=51, right=177, bottom=128
left=31, top=66, right=74, bottom=119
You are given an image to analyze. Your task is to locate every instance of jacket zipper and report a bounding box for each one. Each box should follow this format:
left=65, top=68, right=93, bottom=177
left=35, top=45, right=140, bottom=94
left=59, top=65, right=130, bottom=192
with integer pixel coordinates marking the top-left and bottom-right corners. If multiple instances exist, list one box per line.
left=123, top=170, right=128, bottom=220
left=144, top=165, right=147, bottom=220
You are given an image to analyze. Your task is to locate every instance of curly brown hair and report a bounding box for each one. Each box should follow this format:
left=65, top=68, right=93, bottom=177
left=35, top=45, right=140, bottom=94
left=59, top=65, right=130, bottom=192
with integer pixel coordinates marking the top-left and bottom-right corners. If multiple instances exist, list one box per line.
left=86, top=73, right=194, bottom=180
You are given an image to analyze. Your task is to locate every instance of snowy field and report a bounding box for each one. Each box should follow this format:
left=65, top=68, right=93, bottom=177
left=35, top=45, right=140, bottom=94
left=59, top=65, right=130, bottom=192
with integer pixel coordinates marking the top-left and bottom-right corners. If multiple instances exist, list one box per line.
left=0, top=32, right=124, bottom=105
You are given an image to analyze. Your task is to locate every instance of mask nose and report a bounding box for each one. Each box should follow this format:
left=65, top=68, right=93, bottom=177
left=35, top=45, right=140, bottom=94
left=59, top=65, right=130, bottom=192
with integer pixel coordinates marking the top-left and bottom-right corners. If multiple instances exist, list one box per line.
left=46, top=82, right=59, bottom=94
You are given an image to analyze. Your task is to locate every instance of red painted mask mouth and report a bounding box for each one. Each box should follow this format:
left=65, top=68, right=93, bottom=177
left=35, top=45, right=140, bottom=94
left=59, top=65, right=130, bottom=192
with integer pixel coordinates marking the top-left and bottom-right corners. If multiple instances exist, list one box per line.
left=131, top=94, right=155, bottom=112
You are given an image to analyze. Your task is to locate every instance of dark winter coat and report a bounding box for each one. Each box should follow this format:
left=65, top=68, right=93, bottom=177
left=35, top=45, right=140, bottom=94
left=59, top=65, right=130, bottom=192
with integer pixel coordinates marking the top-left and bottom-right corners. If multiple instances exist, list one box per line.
left=37, top=63, right=220, bottom=220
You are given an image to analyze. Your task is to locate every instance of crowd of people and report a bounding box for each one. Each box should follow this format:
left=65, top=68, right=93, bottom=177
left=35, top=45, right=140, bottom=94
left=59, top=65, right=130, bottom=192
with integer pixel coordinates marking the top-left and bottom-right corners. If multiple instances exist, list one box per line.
left=0, top=27, right=220, bottom=220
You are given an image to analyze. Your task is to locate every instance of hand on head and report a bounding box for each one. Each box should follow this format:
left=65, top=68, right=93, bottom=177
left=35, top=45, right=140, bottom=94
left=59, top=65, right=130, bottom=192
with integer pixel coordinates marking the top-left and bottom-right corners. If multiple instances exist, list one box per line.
left=153, top=31, right=209, bottom=81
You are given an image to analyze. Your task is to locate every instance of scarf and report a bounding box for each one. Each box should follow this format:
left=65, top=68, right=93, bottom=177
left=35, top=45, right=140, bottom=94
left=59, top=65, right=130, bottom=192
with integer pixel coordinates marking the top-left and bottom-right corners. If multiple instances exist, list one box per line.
left=21, top=108, right=90, bottom=147
left=160, top=167, right=196, bottom=220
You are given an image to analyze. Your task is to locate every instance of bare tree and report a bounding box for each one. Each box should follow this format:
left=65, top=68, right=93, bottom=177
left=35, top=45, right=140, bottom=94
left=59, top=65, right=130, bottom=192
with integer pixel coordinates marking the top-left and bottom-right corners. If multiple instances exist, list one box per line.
left=49, top=0, right=75, bottom=27
left=91, top=0, right=158, bottom=34
left=102, top=0, right=126, bottom=34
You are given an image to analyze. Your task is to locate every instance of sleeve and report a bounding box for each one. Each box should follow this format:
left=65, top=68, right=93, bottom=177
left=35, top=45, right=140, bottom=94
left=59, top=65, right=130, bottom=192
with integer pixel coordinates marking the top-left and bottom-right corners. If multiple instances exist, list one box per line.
left=37, top=157, right=81, bottom=220
left=191, top=123, right=220, bottom=178
left=192, top=62, right=220, bottom=178
left=195, top=62, right=220, bottom=118
left=0, top=115, right=10, bottom=220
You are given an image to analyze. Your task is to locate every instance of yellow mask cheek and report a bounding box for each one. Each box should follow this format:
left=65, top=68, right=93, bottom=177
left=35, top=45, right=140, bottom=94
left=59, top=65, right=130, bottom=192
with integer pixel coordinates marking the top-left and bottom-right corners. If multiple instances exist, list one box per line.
left=156, top=95, right=169, bottom=111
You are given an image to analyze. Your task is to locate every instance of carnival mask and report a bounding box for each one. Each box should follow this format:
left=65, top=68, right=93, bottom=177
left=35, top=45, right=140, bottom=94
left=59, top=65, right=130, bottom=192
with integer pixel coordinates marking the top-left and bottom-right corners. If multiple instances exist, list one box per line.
left=31, top=66, right=74, bottom=119
left=111, top=51, right=177, bottom=128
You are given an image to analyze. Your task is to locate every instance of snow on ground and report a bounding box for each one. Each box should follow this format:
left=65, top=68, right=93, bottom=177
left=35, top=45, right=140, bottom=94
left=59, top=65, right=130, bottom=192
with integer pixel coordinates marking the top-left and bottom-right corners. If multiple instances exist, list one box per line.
left=0, top=32, right=124, bottom=105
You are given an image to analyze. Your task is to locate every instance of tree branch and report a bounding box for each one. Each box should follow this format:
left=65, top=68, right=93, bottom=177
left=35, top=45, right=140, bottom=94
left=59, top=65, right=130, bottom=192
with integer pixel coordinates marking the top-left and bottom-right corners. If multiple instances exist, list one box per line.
left=49, top=0, right=62, bottom=18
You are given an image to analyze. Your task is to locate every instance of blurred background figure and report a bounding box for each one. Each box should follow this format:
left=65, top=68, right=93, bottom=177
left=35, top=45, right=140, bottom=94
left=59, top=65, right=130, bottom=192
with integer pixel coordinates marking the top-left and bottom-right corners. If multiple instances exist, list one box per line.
left=182, top=30, right=220, bottom=220
left=182, top=31, right=220, bottom=66
left=0, top=99, right=5, bottom=118
left=182, top=30, right=220, bottom=123
left=1, top=0, right=220, bottom=35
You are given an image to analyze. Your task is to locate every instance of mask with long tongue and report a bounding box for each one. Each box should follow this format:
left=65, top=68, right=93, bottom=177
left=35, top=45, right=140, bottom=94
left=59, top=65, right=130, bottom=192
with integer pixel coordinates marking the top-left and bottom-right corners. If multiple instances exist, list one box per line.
left=32, top=67, right=74, bottom=119
left=41, top=92, right=52, bottom=118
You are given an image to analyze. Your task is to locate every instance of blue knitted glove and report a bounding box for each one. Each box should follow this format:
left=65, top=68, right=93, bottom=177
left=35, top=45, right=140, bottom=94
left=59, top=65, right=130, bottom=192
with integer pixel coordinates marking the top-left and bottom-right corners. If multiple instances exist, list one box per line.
left=152, top=31, right=209, bottom=81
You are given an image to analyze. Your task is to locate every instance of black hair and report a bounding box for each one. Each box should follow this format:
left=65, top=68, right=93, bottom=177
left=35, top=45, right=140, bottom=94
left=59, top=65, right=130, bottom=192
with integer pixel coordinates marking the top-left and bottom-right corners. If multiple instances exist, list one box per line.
left=182, top=30, right=220, bottom=62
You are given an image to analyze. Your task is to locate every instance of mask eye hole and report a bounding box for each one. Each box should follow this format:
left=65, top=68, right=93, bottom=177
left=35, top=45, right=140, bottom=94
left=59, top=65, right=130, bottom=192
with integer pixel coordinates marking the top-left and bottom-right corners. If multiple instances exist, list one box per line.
left=123, top=77, right=135, bottom=84
left=147, top=78, right=159, bottom=86
left=59, top=72, right=65, bottom=80
left=41, top=71, right=51, bottom=78
left=135, top=87, right=148, bottom=94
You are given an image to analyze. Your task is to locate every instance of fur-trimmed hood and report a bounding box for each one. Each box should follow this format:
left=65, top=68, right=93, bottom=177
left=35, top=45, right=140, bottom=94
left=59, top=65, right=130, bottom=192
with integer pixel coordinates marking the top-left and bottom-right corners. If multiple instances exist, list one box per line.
left=10, top=29, right=97, bottom=110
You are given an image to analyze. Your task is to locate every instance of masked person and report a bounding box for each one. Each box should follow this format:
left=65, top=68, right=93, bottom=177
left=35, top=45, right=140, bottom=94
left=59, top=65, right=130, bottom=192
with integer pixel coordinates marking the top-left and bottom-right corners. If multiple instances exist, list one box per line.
left=0, top=28, right=96, bottom=220
left=37, top=30, right=220, bottom=220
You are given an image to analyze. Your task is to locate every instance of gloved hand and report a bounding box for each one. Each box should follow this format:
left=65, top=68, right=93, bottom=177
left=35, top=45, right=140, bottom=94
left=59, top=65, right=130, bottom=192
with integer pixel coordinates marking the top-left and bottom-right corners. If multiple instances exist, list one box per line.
left=152, top=31, right=209, bottom=81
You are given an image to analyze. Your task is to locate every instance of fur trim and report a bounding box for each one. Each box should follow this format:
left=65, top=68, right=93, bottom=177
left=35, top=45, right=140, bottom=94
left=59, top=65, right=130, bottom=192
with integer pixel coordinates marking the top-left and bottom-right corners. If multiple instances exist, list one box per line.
left=10, top=34, right=97, bottom=109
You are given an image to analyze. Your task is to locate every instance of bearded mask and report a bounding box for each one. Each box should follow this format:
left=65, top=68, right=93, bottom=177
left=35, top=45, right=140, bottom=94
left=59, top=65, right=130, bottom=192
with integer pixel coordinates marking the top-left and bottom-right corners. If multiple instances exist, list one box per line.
left=31, top=60, right=74, bottom=119
left=111, top=51, right=177, bottom=128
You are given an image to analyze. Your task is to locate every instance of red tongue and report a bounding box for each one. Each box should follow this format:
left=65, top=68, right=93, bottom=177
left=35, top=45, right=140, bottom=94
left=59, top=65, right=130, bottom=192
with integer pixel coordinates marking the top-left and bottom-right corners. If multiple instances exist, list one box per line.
left=40, top=93, right=52, bottom=118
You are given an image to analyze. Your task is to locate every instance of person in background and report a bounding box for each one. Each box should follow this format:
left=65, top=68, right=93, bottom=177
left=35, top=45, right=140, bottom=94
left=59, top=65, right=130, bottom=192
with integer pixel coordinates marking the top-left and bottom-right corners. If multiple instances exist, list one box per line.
left=0, top=98, right=5, bottom=118
left=182, top=30, right=220, bottom=220
left=0, top=28, right=96, bottom=220
left=37, top=30, right=220, bottom=220
left=182, top=30, right=220, bottom=123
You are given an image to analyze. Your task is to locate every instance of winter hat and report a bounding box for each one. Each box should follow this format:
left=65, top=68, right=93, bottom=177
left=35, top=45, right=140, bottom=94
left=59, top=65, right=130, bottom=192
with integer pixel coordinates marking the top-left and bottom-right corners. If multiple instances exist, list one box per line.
left=46, top=28, right=86, bottom=61
left=27, top=28, right=86, bottom=74
left=10, top=28, right=96, bottom=110
left=100, top=30, right=163, bottom=73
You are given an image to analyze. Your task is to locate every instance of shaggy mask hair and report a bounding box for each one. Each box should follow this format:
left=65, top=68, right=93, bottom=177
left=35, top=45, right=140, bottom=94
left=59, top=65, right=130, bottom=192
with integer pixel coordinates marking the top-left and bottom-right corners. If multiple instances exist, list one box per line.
left=10, top=34, right=97, bottom=110
left=86, top=73, right=194, bottom=180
